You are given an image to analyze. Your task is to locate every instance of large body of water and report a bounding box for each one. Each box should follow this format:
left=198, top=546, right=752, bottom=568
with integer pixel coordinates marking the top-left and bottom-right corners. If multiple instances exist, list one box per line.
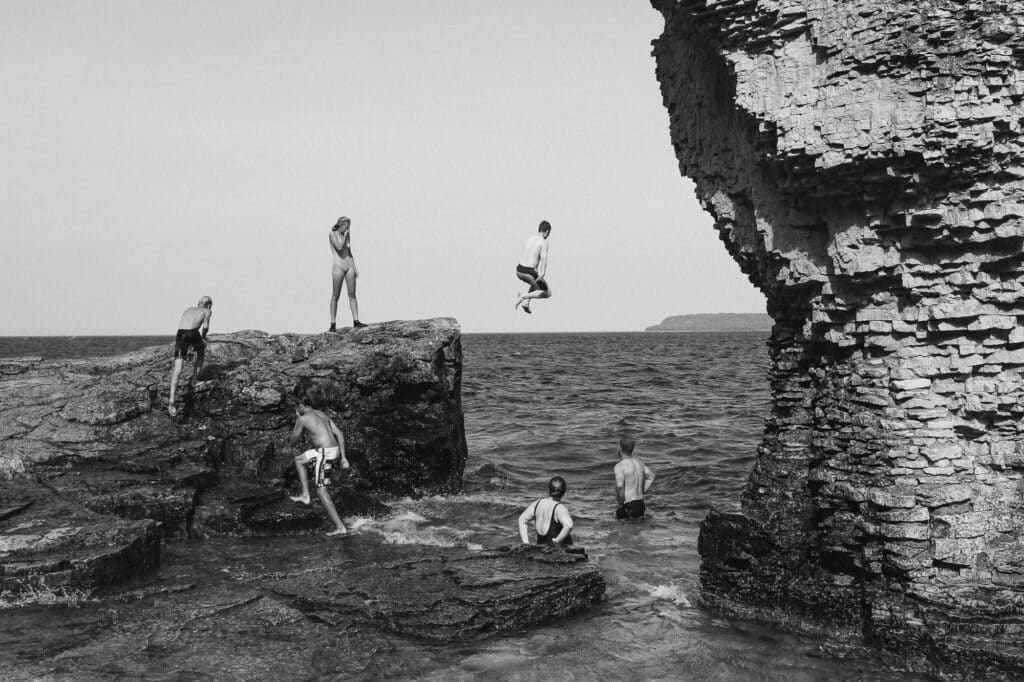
left=0, top=333, right=922, bottom=679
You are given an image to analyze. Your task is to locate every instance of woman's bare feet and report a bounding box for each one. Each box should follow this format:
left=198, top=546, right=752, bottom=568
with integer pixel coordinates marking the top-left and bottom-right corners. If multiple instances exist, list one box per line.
left=168, top=405, right=178, bottom=417
left=327, top=527, right=348, bottom=537
left=289, top=494, right=311, bottom=505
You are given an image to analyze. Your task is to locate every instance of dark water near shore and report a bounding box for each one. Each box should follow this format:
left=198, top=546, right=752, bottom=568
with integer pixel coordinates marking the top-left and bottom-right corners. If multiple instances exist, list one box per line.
left=0, top=333, right=924, bottom=679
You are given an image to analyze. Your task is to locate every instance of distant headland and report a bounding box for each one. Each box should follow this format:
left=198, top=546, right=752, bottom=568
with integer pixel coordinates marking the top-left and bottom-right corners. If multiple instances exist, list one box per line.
left=645, top=313, right=771, bottom=332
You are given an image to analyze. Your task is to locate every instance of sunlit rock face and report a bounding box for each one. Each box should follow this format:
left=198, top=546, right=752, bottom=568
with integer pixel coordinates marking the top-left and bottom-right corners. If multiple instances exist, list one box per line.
left=651, top=0, right=1024, bottom=669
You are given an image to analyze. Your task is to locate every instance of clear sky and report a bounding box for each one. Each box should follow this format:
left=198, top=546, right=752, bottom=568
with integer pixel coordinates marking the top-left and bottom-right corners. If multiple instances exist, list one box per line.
left=0, top=1, right=765, bottom=335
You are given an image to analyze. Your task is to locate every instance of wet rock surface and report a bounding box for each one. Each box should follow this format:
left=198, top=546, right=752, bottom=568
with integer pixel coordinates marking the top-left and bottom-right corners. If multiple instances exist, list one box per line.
left=0, top=536, right=606, bottom=679
left=653, top=0, right=1024, bottom=673
left=0, top=484, right=160, bottom=595
left=0, top=319, right=604, bottom=671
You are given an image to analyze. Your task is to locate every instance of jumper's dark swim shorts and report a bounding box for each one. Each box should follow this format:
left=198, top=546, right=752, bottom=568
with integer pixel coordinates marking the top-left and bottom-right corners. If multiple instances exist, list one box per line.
left=516, top=264, right=549, bottom=292
left=616, top=499, right=646, bottom=520
left=174, top=328, right=205, bottom=359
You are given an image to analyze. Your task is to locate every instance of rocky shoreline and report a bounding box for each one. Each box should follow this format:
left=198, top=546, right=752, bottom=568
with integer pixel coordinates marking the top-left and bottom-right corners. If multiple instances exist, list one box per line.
left=0, top=319, right=604, bottom=677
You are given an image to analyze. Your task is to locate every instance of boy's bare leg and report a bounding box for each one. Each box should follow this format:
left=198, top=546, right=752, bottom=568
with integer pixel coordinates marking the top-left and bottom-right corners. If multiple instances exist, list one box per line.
left=168, top=358, right=184, bottom=416
left=317, top=486, right=348, bottom=535
left=290, top=458, right=312, bottom=505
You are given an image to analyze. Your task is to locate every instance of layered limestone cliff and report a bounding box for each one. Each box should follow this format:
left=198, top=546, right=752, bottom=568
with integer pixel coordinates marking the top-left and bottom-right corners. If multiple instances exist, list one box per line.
left=652, top=0, right=1024, bottom=670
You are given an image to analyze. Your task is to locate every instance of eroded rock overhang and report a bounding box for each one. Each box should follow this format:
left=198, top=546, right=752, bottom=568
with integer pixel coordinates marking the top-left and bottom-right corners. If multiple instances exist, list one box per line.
left=651, top=0, right=1024, bottom=670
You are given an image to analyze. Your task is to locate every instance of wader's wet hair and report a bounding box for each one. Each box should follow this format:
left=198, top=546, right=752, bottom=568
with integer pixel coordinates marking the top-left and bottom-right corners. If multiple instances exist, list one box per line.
left=619, top=437, right=636, bottom=455
left=333, top=216, right=351, bottom=230
left=538, top=220, right=551, bottom=233
left=198, top=295, right=213, bottom=308
left=548, top=475, right=566, bottom=499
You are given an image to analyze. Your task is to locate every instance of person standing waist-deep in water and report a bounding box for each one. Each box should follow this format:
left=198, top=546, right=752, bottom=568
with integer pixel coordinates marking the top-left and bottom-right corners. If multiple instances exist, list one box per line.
left=518, top=476, right=574, bottom=546
left=288, top=382, right=351, bottom=536
left=329, top=216, right=366, bottom=331
left=514, top=220, right=552, bottom=314
left=167, top=296, right=212, bottom=417
left=614, top=437, right=655, bottom=519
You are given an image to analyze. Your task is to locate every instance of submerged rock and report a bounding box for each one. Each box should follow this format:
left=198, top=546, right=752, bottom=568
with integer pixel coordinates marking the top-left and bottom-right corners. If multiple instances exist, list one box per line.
left=652, top=0, right=1024, bottom=673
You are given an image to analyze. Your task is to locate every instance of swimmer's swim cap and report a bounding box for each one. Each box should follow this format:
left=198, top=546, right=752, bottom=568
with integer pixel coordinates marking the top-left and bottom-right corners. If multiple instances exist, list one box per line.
left=548, top=476, right=566, bottom=498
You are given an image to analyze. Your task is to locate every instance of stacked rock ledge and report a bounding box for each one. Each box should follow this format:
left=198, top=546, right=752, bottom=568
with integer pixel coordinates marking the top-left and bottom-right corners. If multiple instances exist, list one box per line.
left=1, top=319, right=469, bottom=595
left=652, top=0, right=1024, bottom=673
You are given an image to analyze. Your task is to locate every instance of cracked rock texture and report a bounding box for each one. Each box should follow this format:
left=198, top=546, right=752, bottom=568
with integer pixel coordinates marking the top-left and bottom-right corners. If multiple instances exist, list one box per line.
left=0, top=538, right=605, bottom=678
left=1, top=319, right=467, bottom=593
left=653, top=0, right=1024, bottom=671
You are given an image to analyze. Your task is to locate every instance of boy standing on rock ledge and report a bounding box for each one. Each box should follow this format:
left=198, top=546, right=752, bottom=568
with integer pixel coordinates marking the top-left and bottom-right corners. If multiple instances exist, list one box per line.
left=288, top=382, right=351, bottom=536
left=168, top=296, right=212, bottom=417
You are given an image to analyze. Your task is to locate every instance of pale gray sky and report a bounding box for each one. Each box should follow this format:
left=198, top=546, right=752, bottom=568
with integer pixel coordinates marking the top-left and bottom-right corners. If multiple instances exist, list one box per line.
left=0, top=1, right=765, bottom=335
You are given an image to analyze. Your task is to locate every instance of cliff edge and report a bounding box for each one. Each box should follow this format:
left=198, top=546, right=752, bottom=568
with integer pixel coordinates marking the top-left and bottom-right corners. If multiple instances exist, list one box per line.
left=652, top=0, right=1024, bottom=672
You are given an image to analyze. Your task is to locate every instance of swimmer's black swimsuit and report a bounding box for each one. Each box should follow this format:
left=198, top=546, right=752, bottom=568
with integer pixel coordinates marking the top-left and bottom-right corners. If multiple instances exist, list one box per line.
left=534, top=499, right=573, bottom=546
left=616, top=499, right=646, bottom=520
left=516, top=265, right=549, bottom=293
left=173, top=328, right=205, bottom=359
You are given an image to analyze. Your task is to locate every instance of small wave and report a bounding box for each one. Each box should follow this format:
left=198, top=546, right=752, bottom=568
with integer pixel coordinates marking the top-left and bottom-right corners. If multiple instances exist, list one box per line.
left=642, top=582, right=691, bottom=607
left=353, top=510, right=485, bottom=549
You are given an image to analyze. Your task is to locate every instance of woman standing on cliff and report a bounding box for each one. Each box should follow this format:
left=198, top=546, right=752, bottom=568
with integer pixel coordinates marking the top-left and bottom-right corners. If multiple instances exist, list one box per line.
left=329, top=216, right=367, bottom=331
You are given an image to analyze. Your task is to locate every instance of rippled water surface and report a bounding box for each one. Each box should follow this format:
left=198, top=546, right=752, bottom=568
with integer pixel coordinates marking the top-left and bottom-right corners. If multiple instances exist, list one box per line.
left=0, top=333, right=926, bottom=679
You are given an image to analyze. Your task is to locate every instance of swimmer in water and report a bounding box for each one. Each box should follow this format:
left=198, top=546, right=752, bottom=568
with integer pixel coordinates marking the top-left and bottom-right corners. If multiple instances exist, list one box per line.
left=614, top=437, right=655, bottom=519
left=518, top=476, right=574, bottom=546
left=288, top=381, right=351, bottom=536
left=514, top=220, right=552, bottom=314
left=168, top=296, right=212, bottom=417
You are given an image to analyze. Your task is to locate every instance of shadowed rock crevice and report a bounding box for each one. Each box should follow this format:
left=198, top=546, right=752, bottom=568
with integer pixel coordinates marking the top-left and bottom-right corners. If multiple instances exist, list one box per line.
left=652, top=0, right=1024, bottom=673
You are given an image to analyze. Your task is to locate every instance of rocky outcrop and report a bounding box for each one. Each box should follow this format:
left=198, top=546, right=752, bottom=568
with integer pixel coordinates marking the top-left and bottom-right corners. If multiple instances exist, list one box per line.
left=1, top=538, right=605, bottom=678
left=652, top=0, right=1024, bottom=671
left=1, top=319, right=468, bottom=592
left=269, top=544, right=605, bottom=642
left=0, top=319, right=604, bottom=654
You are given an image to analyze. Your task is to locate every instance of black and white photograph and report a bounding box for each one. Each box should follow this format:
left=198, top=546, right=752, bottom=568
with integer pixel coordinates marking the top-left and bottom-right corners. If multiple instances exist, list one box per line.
left=3, top=1, right=1023, bottom=679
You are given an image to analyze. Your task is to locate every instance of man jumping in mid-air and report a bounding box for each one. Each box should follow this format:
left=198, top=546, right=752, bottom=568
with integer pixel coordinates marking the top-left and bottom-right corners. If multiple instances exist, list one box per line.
left=168, top=296, right=212, bottom=416
left=515, top=220, right=552, bottom=314
left=329, top=216, right=366, bottom=331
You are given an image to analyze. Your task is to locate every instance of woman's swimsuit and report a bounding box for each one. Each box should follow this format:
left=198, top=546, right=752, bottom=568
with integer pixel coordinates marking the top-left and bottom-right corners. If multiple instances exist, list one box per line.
left=532, top=499, right=573, bottom=546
